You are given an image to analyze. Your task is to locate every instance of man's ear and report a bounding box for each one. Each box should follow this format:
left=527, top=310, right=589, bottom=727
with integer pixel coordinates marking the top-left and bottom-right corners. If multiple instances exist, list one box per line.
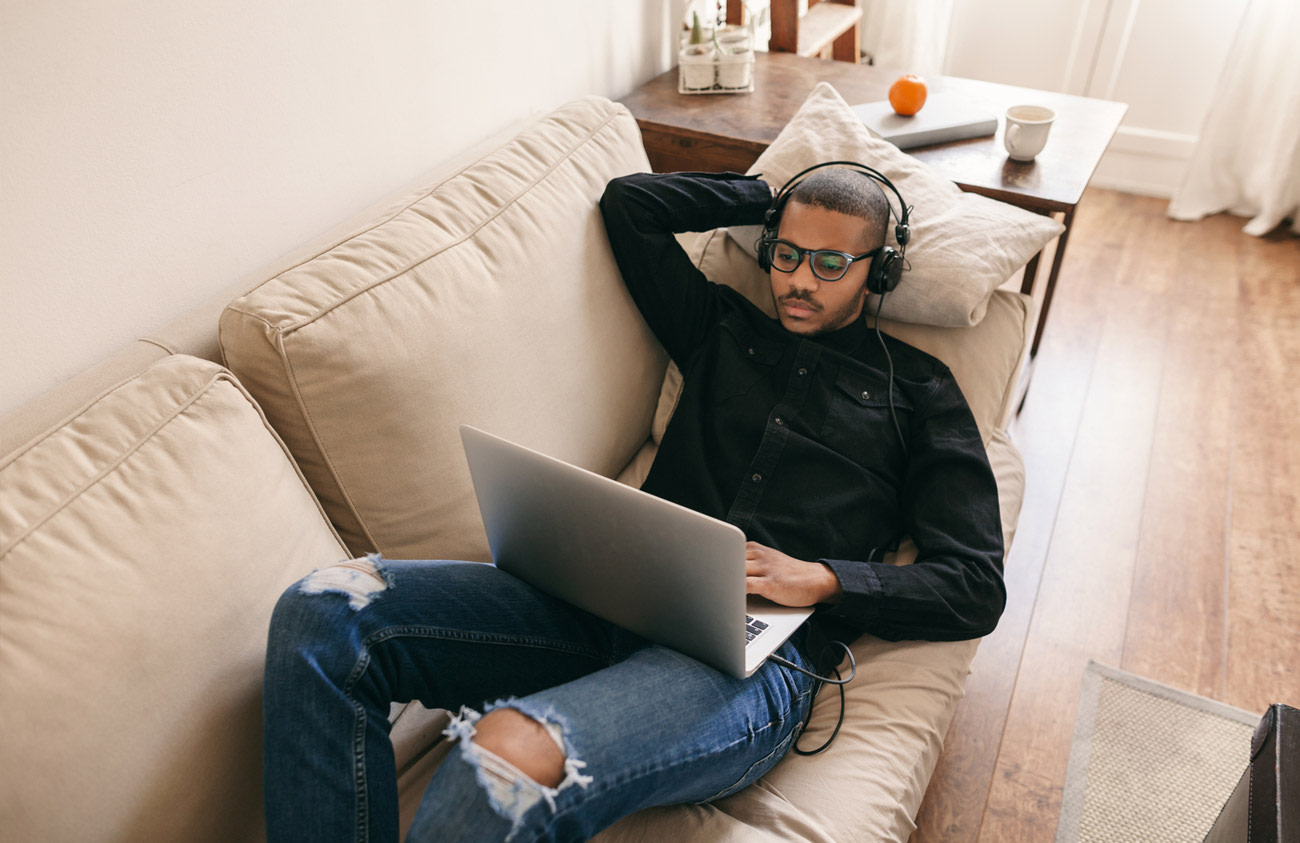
left=854, top=276, right=873, bottom=314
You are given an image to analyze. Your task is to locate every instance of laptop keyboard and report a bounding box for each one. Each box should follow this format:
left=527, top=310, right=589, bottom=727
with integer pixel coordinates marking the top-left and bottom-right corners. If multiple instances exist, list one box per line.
left=745, top=614, right=769, bottom=643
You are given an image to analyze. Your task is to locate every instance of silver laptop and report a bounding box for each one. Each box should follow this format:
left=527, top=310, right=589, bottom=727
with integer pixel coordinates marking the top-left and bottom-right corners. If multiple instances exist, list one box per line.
left=460, top=425, right=813, bottom=678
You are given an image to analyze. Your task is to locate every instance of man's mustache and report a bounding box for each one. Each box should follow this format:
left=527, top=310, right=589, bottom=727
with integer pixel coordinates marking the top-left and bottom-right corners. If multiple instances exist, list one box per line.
left=779, top=292, right=821, bottom=310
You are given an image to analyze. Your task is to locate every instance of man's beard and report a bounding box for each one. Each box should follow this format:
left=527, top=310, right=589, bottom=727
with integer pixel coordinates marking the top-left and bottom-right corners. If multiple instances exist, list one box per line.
left=774, top=287, right=867, bottom=335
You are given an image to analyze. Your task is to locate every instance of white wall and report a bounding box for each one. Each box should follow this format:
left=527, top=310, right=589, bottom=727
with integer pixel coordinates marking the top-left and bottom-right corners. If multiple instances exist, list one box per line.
left=944, top=0, right=1250, bottom=197
left=0, top=1, right=682, bottom=418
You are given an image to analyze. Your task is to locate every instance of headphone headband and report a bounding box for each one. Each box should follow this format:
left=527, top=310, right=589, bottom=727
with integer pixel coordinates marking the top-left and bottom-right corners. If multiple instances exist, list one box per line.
left=757, top=161, right=912, bottom=295
left=767, top=160, right=911, bottom=249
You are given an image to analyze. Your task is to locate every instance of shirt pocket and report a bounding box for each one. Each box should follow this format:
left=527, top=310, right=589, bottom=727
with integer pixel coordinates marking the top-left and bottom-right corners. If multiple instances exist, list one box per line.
left=820, top=367, right=911, bottom=478
left=709, top=318, right=783, bottom=404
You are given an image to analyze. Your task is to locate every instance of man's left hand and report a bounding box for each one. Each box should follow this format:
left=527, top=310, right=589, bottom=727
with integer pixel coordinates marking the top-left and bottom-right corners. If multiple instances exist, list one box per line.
left=745, top=542, right=843, bottom=607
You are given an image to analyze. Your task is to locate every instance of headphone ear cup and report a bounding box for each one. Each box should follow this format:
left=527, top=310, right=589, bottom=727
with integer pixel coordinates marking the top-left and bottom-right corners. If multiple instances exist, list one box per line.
left=756, top=232, right=774, bottom=271
left=757, top=192, right=790, bottom=273
left=868, top=247, right=903, bottom=295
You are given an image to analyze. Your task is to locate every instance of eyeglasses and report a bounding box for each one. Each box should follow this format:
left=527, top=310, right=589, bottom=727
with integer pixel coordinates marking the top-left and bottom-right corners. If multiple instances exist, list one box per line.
left=767, top=239, right=883, bottom=282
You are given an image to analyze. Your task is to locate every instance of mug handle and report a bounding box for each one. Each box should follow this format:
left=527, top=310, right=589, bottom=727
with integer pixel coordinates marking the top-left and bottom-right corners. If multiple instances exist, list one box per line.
left=1006, top=122, right=1022, bottom=153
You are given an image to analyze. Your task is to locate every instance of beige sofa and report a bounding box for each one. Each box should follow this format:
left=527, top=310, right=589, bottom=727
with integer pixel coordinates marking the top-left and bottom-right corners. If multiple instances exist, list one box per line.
left=0, top=96, right=1028, bottom=842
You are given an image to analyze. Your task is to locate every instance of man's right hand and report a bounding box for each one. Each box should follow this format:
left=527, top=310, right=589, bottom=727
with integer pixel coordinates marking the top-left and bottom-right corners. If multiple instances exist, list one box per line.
left=744, top=541, right=843, bottom=607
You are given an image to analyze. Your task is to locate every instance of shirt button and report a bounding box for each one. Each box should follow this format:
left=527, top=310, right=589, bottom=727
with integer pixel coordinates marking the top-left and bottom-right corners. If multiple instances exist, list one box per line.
left=797, top=367, right=808, bottom=376
left=747, top=347, right=756, bottom=356
left=774, top=417, right=784, bottom=426
left=861, top=390, right=871, bottom=400
left=752, top=473, right=762, bottom=483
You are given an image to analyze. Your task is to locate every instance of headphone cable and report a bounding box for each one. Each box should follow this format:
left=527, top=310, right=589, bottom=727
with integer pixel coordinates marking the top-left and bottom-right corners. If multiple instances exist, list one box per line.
left=769, top=641, right=856, bottom=755
left=873, top=293, right=909, bottom=457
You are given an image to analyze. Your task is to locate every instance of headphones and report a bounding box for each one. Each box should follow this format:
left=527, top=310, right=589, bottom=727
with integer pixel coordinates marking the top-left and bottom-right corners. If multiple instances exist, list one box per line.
left=756, top=161, right=912, bottom=296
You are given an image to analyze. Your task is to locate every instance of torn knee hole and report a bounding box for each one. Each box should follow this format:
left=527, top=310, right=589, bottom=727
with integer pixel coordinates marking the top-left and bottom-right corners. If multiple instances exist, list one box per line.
left=475, top=708, right=566, bottom=787
left=442, top=704, right=593, bottom=830
left=298, top=553, right=392, bottom=610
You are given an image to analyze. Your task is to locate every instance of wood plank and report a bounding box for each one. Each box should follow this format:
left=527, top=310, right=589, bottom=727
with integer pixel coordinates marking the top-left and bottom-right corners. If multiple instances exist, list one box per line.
left=911, top=189, right=1130, bottom=842
left=795, top=3, right=862, bottom=58
left=830, top=14, right=860, bottom=64
left=913, top=196, right=1300, bottom=840
left=634, top=122, right=766, bottom=174
left=1225, top=225, right=1300, bottom=715
left=1119, top=210, right=1239, bottom=698
left=769, top=0, right=799, bottom=54
left=977, top=195, right=1177, bottom=843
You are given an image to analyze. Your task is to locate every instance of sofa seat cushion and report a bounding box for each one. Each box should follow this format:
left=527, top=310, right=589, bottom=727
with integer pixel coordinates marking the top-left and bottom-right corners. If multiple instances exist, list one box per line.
left=220, top=96, right=666, bottom=561
left=0, top=354, right=348, bottom=843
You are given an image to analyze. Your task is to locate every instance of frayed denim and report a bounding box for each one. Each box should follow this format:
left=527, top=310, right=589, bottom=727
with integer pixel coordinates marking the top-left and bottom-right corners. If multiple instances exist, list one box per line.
left=263, top=557, right=815, bottom=843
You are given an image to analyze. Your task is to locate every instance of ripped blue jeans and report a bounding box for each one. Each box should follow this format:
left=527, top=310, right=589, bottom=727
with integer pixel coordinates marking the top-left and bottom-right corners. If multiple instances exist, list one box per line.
left=263, top=556, right=817, bottom=843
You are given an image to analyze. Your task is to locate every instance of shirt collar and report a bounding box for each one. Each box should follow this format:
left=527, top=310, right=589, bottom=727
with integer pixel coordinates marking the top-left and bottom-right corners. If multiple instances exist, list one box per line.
left=810, top=309, right=869, bottom=355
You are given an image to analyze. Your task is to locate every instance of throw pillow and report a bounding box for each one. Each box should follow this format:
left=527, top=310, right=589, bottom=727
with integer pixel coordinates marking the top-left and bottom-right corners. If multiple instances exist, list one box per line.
left=725, top=82, right=1064, bottom=327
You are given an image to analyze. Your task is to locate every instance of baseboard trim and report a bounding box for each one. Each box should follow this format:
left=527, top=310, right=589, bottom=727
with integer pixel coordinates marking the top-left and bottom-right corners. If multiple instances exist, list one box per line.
left=1089, top=125, right=1199, bottom=199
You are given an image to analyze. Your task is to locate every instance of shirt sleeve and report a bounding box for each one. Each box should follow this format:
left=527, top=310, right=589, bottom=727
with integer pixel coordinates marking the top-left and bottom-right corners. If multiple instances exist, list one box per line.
left=599, top=171, right=773, bottom=366
left=815, top=371, right=1007, bottom=642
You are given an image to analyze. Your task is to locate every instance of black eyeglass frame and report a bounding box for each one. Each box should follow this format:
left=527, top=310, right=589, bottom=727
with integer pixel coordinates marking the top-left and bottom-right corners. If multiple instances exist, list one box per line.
left=767, top=239, right=884, bottom=282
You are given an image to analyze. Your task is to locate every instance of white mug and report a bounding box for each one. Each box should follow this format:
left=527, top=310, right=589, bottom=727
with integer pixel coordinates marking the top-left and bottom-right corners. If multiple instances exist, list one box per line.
left=1004, top=105, right=1055, bottom=161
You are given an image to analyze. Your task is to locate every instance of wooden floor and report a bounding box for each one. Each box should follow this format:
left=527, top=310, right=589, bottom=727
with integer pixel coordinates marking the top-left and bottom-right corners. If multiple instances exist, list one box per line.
left=911, top=190, right=1300, bottom=842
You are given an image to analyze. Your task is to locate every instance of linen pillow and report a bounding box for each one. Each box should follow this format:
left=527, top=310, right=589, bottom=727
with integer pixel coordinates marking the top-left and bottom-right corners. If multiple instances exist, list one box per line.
left=725, top=82, right=1064, bottom=327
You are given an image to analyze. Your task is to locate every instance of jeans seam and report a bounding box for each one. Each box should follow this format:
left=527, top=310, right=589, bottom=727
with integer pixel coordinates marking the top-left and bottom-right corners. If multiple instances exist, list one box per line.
left=337, top=627, right=609, bottom=842
left=530, top=719, right=784, bottom=837
left=352, top=696, right=370, bottom=843
left=695, top=716, right=794, bottom=803
left=695, top=683, right=816, bottom=803
left=361, top=625, right=609, bottom=661
left=540, top=684, right=814, bottom=834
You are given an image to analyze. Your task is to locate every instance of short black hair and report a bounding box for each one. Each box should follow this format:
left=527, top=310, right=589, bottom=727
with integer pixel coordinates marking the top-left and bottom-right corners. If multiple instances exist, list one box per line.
left=785, top=168, right=891, bottom=244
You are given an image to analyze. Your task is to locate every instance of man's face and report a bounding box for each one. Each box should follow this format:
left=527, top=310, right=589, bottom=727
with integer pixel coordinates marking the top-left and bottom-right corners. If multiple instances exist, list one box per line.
left=769, top=201, right=881, bottom=336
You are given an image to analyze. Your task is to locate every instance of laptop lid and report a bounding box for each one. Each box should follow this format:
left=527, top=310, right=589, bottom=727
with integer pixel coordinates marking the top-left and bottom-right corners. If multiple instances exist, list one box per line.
left=459, top=425, right=811, bottom=678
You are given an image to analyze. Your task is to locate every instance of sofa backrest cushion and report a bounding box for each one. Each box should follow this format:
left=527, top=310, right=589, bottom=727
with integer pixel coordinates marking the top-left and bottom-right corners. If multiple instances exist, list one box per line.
left=220, top=96, right=664, bottom=560
left=0, top=354, right=348, bottom=843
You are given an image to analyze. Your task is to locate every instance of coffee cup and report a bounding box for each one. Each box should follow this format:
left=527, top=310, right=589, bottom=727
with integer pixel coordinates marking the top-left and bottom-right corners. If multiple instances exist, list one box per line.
left=1004, top=105, right=1055, bottom=161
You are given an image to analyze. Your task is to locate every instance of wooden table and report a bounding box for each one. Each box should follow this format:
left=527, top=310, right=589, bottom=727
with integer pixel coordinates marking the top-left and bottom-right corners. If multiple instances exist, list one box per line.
left=620, top=52, right=1128, bottom=359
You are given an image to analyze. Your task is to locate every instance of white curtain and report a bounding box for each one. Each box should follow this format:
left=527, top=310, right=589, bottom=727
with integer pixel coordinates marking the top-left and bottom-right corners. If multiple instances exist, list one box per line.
left=1167, top=0, right=1300, bottom=235
left=859, top=0, right=954, bottom=77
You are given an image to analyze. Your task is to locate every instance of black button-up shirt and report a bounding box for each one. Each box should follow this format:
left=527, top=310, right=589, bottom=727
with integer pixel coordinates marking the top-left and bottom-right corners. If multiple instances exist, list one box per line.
left=599, top=171, right=1005, bottom=654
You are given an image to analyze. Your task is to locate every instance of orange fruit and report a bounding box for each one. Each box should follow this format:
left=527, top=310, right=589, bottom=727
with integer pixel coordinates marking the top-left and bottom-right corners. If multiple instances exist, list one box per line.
left=888, top=74, right=928, bottom=116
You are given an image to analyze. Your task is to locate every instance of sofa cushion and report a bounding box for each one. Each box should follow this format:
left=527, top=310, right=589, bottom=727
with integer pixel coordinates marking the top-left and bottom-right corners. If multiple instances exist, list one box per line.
left=220, top=96, right=666, bottom=560
left=726, top=82, right=1064, bottom=328
left=0, top=354, right=348, bottom=843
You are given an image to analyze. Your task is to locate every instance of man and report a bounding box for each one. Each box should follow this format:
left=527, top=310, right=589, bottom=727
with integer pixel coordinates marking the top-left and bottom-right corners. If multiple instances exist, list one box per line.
left=262, top=167, right=1005, bottom=843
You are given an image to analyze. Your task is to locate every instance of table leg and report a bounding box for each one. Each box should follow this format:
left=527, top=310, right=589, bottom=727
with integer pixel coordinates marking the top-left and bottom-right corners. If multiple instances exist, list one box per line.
left=1031, top=206, right=1076, bottom=357
left=1019, top=251, right=1042, bottom=297
left=1015, top=206, right=1076, bottom=415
